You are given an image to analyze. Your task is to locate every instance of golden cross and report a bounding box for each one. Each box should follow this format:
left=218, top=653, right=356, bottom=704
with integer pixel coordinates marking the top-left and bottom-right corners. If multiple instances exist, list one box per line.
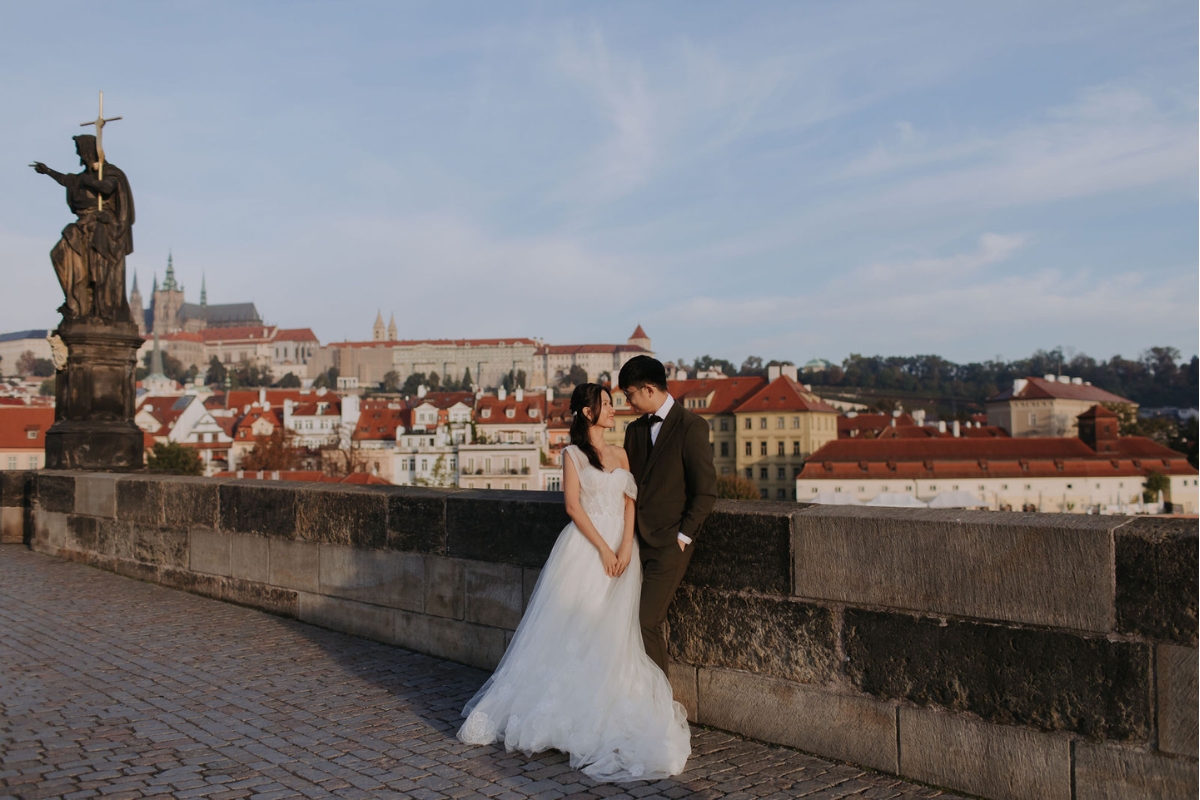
left=79, top=91, right=122, bottom=210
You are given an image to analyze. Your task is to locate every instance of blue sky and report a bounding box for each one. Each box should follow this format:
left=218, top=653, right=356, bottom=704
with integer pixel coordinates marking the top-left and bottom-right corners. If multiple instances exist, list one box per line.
left=2, top=1, right=1196, bottom=366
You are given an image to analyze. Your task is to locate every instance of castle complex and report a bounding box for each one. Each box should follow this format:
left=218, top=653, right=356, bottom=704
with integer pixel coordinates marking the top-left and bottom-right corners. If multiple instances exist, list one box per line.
left=129, top=253, right=262, bottom=336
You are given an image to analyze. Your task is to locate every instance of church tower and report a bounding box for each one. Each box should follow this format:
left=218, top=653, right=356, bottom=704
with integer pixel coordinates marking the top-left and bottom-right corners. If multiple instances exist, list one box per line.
left=628, top=324, right=651, bottom=351
left=200, top=274, right=208, bottom=307
left=152, top=252, right=186, bottom=335
left=387, top=313, right=397, bottom=341
left=372, top=310, right=386, bottom=341
left=128, top=270, right=146, bottom=336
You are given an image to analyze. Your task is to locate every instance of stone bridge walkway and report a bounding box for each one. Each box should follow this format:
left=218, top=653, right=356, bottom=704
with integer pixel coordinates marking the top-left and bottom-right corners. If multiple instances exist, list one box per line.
left=0, top=547, right=964, bottom=800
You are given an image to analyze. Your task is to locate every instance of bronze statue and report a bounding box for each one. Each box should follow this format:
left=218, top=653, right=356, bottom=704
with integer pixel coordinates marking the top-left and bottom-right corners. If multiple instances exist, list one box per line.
left=30, top=132, right=135, bottom=323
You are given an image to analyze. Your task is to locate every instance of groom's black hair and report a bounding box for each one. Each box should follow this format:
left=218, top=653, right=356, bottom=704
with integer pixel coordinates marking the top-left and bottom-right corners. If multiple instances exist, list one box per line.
left=618, top=355, right=668, bottom=393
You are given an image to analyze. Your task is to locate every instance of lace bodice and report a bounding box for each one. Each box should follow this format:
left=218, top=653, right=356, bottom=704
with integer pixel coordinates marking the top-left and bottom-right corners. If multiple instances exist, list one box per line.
left=564, top=445, right=637, bottom=518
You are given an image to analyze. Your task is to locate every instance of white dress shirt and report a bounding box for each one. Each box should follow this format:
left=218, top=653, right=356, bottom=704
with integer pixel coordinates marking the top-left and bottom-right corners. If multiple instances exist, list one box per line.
left=647, top=394, right=691, bottom=546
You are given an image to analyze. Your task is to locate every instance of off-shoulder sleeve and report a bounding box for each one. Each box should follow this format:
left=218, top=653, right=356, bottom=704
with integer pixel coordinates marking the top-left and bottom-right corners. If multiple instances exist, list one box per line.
left=622, top=470, right=638, bottom=501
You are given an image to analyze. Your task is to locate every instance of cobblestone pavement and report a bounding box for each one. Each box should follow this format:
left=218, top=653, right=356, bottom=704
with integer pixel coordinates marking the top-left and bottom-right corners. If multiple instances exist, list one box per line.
left=0, top=547, right=966, bottom=800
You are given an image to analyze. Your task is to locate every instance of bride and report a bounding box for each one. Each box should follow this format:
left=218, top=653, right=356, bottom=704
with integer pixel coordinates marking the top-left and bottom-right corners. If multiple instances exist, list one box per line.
left=457, top=383, right=691, bottom=782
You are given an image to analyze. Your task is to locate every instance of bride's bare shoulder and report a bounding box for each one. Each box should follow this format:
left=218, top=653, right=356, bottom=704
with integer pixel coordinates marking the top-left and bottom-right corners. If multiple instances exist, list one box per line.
left=610, top=445, right=630, bottom=469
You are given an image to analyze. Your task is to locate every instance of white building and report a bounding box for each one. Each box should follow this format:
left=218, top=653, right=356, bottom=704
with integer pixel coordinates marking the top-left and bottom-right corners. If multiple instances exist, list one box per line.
left=458, top=442, right=542, bottom=491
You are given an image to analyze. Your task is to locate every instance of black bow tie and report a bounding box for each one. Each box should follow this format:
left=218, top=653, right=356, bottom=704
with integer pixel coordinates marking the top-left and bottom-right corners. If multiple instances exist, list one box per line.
left=645, top=414, right=663, bottom=426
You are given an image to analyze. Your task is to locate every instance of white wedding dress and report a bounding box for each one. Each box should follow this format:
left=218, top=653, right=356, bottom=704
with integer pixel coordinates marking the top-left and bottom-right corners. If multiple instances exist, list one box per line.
left=458, top=445, right=691, bottom=782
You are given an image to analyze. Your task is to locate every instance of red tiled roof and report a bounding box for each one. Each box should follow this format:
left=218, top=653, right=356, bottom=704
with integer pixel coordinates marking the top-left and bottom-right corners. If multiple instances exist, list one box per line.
left=290, top=399, right=341, bottom=417
left=273, top=328, right=320, bottom=342
left=839, top=414, right=916, bottom=437
left=0, top=406, right=55, bottom=449
left=538, top=344, right=649, bottom=355
left=157, top=331, right=204, bottom=343
left=734, top=376, right=841, bottom=415
left=988, top=377, right=1133, bottom=405
left=799, top=436, right=1196, bottom=481
left=198, top=326, right=277, bottom=343
left=225, top=389, right=331, bottom=409
left=630, top=324, right=648, bottom=339
left=659, top=376, right=769, bottom=416
left=354, top=408, right=409, bottom=441
left=475, top=395, right=547, bottom=425
left=414, top=392, right=475, bottom=409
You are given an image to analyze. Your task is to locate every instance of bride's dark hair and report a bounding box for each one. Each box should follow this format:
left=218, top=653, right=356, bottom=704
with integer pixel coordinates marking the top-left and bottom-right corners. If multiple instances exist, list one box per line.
left=569, top=383, right=610, bottom=471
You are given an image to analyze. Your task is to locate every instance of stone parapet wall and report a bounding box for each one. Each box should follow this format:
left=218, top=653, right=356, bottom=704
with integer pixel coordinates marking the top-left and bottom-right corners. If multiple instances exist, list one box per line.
left=3, top=471, right=1196, bottom=800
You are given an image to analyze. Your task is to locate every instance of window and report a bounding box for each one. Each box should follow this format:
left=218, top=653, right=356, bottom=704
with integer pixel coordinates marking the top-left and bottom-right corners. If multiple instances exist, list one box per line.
left=1002, top=484, right=1008, bottom=490
left=792, top=442, right=800, bottom=456
left=759, top=467, right=768, bottom=479
left=720, top=442, right=729, bottom=457
left=721, top=467, right=730, bottom=475
left=481, top=409, right=491, bottom=418
left=744, top=418, right=752, bottom=430
left=26, top=429, right=36, bottom=440
left=777, top=442, right=785, bottom=456
left=776, top=417, right=785, bottom=429
left=858, top=486, right=865, bottom=492
left=777, top=489, right=786, bottom=500
left=1025, top=484, right=1031, bottom=490
left=745, top=468, right=753, bottom=479
left=745, top=442, right=752, bottom=456
left=6, top=457, right=16, bottom=470
left=547, top=477, right=561, bottom=491
left=760, top=442, right=767, bottom=456
left=504, top=483, right=510, bottom=490
left=794, top=468, right=802, bottom=478
left=28, top=456, right=38, bottom=469
left=1066, top=483, right=1073, bottom=489
left=720, top=419, right=729, bottom=432
left=792, top=416, right=800, bottom=429
left=420, top=459, right=428, bottom=471
left=506, top=409, right=515, bottom=418
left=777, top=467, right=786, bottom=480
left=521, top=483, right=528, bottom=490
left=1029, top=412, right=1038, bottom=425
left=759, top=417, right=767, bottom=429
left=760, top=489, right=768, bottom=499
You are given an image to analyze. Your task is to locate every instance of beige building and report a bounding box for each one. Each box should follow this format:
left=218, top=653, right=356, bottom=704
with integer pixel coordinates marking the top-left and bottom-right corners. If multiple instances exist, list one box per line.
left=535, top=325, right=654, bottom=387
left=317, top=337, right=540, bottom=391
left=458, top=443, right=541, bottom=491
left=987, top=375, right=1136, bottom=437
left=734, top=371, right=840, bottom=500
left=0, top=406, right=54, bottom=471
left=0, top=331, right=53, bottom=377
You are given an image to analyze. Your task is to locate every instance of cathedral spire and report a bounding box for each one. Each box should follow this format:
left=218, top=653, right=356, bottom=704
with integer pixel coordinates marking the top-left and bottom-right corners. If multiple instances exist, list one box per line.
left=373, top=310, right=386, bottom=341
left=162, top=251, right=178, bottom=291
left=130, top=269, right=140, bottom=296
left=387, top=313, right=397, bottom=341
left=152, top=272, right=158, bottom=293
left=200, top=274, right=207, bottom=306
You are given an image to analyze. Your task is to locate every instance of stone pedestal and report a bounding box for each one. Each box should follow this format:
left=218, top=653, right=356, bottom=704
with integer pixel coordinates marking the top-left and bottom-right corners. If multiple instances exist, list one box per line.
left=44, top=319, right=144, bottom=470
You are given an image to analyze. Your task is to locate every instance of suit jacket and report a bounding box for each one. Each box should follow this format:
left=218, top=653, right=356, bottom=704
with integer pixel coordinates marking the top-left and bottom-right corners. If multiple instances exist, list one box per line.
left=624, top=401, right=718, bottom=549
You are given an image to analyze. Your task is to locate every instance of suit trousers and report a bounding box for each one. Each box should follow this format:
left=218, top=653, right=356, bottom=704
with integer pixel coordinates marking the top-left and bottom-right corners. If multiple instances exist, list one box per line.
left=639, top=538, right=694, bottom=675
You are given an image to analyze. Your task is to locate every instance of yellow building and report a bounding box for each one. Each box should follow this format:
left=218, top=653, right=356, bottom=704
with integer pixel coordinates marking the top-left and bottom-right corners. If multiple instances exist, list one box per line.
left=733, top=375, right=840, bottom=500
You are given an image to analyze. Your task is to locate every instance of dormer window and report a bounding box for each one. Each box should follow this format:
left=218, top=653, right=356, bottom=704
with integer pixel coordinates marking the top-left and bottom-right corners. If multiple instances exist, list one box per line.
left=529, top=408, right=539, bottom=418
left=481, top=409, right=491, bottom=419
left=506, top=409, right=515, bottom=419
left=26, top=428, right=37, bottom=440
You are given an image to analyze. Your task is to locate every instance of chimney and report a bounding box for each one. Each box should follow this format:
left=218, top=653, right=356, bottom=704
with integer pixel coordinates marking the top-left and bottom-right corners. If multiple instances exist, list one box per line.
left=782, top=363, right=798, bottom=381
left=417, top=384, right=427, bottom=398
left=912, top=409, right=926, bottom=427
left=1044, top=374, right=1056, bottom=382
left=283, top=399, right=293, bottom=428
left=498, top=387, right=507, bottom=401
left=515, top=387, right=524, bottom=402
left=768, top=365, right=781, bottom=381
left=258, top=387, right=267, bottom=405
left=938, top=420, right=947, bottom=434
left=846, top=411, right=858, bottom=419
left=1071, top=377, right=1083, bottom=385
left=952, top=420, right=961, bottom=438
left=545, top=387, right=554, bottom=401
left=1013, top=378, right=1028, bottom=395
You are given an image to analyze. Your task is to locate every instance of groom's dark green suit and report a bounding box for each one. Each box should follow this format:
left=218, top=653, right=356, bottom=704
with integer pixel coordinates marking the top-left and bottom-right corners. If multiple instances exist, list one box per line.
left=624, top=400, right=717, bottom=673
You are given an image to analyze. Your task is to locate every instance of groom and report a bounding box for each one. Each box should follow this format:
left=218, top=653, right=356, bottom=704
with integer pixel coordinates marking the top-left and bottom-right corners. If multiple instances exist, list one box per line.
left=619, top=355, right=717, bottom=674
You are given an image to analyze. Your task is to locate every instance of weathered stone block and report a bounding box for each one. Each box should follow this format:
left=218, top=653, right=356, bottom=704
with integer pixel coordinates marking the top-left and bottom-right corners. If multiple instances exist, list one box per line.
left=73, top=473, right=118, bottom=518
left=446, top=491, right=567, bottom=567
left=0, top=470, right=34, bottom=507
left=163, top=479, right=220, bottom=529
left=219, top=482, right=297, bottom=537
left=846, top=609, right=1150, bottom=740
left=190, top=529, right=231, bottom=577
left=1, top=506, right=25, bottom=544
left=96, top=518, right=133, bottom=559
left=230, top=533, right=270, bottom=584
left=155, top=564, right=223, bottom=601
left=698, top=667, right=897, bottom=773
left=37, top=474, right=75, bottom=514
left=793, top=506, right=1117, bottom=631
left=668, top=586, right=837, bottom=685
left=298, top=592, right=395, bottom=643
left=269, top=538, right=319, bottom=592
left=1074, top=740, right=1198, bottom=800
left=65, top=514, right=99, bottom=552
left=668, top=662, right=697, bottom=722
left=387, top=487, right=456, bottom=553
left=115, top=477, right=165, bottom=524
left=899, top=706, right=1070, bottom=800
left=296, top=486, right=387, bottom=548
left=221, top=577, right=298, bottom=618
left=1115, top=517, right=1198, bottom=645
left=1157, top=644, right=1198, bottom=756
left=425, top=556, right=464, bottom=619
left=464, top=560, right=523, bottom=630
left=33, top=510, right=69, bottom=553
left=132, top=525, right=189, bottom=568
left=687, top=502, right=793, bottom=594
left=522, top=567, right=541, bottom=611
left=319, top=544, right=423, bottom=611
left=393, top=609, right=507, bottom=670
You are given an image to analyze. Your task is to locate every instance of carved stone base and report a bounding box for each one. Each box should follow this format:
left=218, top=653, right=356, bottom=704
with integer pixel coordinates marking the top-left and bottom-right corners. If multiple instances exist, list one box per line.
left=44, top=319, right=144, bottom=470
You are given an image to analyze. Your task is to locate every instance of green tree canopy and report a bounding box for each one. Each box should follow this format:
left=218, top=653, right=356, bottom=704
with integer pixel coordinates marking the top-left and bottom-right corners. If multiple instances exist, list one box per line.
left=146, top=442, right=204, bottom=476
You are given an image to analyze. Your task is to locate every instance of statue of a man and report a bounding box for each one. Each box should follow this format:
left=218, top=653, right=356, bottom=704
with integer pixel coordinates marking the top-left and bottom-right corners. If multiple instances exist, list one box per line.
left=30, top=134, right=135, bottom=323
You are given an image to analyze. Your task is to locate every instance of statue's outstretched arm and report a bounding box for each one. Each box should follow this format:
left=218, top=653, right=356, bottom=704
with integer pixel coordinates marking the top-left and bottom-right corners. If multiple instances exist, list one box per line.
left=30, top=162, right=68, bottom=186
